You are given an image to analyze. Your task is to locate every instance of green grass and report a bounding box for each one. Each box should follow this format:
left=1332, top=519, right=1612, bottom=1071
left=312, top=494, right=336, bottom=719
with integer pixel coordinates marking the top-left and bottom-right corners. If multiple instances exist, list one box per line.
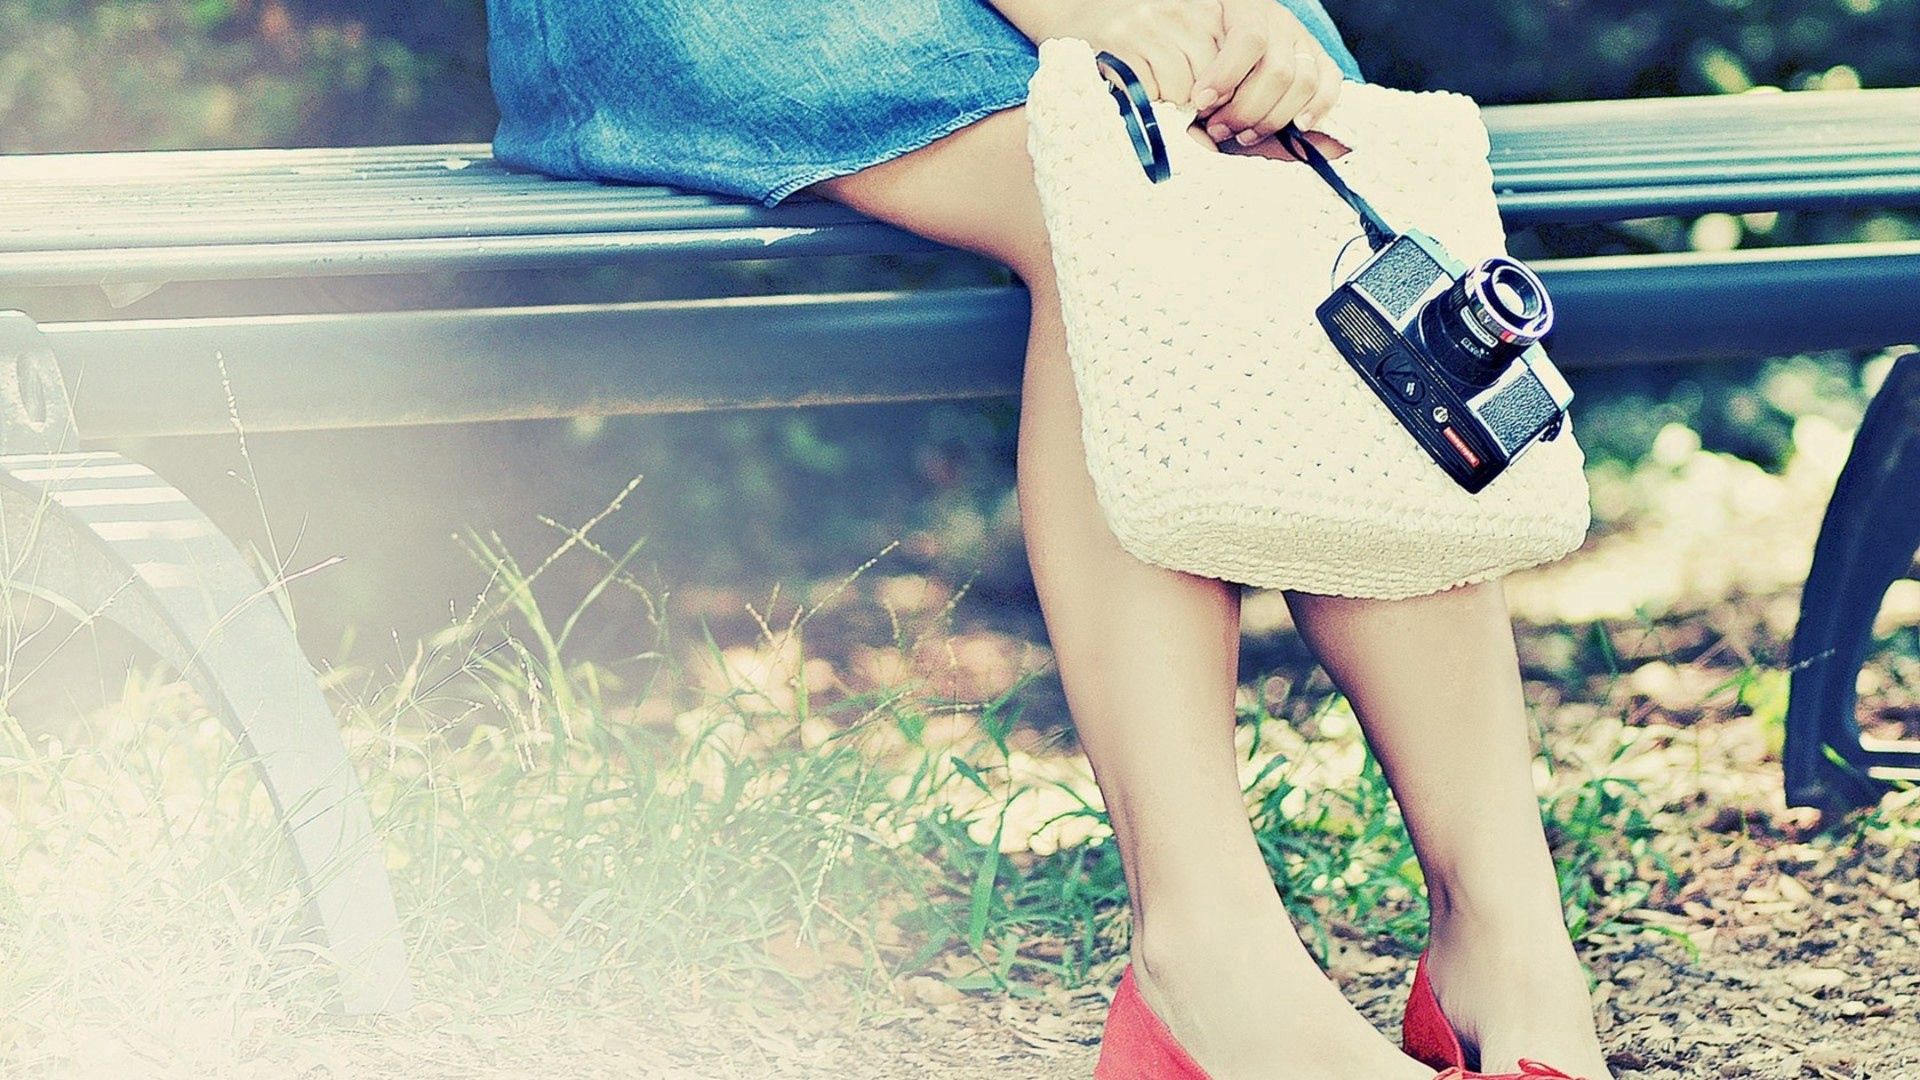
left=10, top=354, right=1920, bottom=1076
left=0, top=477, right=1688, bottom=1057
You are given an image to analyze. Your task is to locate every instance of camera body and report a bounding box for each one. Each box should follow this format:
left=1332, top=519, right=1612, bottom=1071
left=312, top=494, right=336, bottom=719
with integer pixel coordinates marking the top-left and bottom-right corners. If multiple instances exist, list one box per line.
left=1316, top=230, right=1575, bottom=493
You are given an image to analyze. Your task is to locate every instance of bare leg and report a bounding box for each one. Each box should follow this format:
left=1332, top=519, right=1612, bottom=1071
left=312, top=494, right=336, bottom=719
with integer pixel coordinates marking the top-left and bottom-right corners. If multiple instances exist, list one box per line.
left=1286, top=580, right=1613, bottom=1077
left=807, top=109, right=1427, bottom=1078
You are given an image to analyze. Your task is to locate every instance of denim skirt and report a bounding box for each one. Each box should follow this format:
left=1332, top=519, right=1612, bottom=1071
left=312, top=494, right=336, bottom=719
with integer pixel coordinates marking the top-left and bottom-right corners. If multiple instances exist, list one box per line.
left=485, top=0, right=1366, bottom=207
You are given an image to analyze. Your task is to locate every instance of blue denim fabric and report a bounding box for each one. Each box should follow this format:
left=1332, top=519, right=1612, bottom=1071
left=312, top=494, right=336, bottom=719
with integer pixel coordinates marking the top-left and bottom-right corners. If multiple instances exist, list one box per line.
left=486, top=0, right=1366, bottom=206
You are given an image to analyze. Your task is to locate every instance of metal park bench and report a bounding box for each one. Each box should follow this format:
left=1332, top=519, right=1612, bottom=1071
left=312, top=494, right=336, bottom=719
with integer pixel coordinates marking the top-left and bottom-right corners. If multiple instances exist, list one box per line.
left=3, top=87, right=1919, bottom=1016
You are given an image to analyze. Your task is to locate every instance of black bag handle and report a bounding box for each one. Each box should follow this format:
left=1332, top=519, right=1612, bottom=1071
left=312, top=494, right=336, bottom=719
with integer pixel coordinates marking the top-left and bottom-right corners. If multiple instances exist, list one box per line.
left=1094, top=51, right=1170, bottom=182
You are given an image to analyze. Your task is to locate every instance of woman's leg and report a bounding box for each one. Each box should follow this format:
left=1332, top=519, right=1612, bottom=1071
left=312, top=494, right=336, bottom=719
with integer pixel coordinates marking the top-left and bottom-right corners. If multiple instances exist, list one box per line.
left=806, top=108, right=1427, bottom=1079
left=1285, top=580, right=1613, bottom=1077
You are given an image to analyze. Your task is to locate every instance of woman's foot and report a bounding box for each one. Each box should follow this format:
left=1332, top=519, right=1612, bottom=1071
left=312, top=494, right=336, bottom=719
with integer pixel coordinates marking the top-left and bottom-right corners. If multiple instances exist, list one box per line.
left=1422, top=894, right=1614, bottom=1079
left=1129, top=892, right=1435, bottom=1080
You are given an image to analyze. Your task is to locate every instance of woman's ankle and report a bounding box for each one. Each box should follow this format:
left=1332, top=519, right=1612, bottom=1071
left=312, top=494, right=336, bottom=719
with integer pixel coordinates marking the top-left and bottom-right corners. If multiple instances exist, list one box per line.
left=1422, top=843, right=1569, bottom=939
left=1131, top=891, right=1309, bottom=978
left=1426, top=898, right=1584, bottom=988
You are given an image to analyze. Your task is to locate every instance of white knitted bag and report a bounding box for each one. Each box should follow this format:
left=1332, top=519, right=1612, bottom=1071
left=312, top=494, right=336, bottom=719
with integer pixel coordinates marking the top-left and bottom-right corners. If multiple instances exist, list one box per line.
left=1024, top=37, right=1592, bottom=600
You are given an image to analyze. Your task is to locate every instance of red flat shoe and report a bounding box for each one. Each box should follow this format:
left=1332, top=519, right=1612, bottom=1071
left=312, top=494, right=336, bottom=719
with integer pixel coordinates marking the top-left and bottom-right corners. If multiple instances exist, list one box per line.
left=1402, top=949, right=1583, bottom=1080
left=1094, top=964, right=1211, bottom=1079
left=1478, top=1063, right=1575, bottom=1078
left=1094, top=957, right=1577, bottom=1080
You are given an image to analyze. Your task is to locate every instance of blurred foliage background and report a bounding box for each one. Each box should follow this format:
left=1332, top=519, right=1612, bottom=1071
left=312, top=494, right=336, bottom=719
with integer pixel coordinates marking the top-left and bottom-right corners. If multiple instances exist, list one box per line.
left=6, top=0, right=1919, bottom=152
left=2, top=0, right=1918, bottom=666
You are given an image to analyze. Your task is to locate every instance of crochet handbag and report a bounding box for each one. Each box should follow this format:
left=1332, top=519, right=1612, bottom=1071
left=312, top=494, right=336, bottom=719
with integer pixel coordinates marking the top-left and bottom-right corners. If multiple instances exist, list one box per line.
left=1023, top=37, right=1592, bottom=600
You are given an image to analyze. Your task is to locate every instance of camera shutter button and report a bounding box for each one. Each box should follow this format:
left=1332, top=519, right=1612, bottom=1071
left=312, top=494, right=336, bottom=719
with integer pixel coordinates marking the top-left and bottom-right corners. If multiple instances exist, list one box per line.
left=1376, top=353, right=1425, bottom=403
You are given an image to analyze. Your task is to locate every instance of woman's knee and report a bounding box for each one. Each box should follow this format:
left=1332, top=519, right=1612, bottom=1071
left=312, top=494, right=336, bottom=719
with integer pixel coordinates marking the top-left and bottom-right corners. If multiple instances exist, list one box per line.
left=803, top=105, right=1055, bottom=281
left=801, top=98, right=1320, bottom=283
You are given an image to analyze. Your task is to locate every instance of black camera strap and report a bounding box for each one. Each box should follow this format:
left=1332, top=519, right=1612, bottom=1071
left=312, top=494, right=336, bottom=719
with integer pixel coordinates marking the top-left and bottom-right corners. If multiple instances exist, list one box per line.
left=1275, top=123, right=1396, bottom=252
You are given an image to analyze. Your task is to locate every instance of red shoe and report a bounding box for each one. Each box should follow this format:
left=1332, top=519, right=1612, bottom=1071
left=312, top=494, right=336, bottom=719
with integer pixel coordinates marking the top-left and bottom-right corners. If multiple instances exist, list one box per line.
left=1402, top=949, right=1583, bottom=1080
left=1094, top=964, right=1210, bottom=1079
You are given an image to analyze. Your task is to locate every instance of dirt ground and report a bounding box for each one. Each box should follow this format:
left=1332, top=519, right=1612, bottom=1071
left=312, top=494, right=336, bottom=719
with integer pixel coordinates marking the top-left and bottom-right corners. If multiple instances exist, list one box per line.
left=275, top=822, right=1917, bottom=1080
left=263, top=834, right=1920, bottom=1080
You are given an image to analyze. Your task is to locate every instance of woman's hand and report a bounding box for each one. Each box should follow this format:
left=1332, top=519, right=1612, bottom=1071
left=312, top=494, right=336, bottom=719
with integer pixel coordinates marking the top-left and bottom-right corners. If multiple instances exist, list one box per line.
left=988, top=0, right=1346, bottom=148
left=1189, top=0, right=1345, bottom=146
left=1042, top=0, right=1222, bottom=107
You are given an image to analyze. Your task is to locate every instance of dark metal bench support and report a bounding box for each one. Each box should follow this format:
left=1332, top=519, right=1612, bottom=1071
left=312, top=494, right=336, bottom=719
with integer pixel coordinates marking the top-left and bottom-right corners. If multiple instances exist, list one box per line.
left=1785, top=352, right=1920, bottom=813
left=0, top=312, right=412, bottom=1013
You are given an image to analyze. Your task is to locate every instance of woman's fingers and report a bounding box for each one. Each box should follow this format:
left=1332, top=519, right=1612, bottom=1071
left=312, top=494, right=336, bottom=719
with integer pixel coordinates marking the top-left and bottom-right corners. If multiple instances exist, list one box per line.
left=1203, top=50, right=1286, bottom=141
left=1153, top=4, right=1228, bottom=106
left=1127, top=38, right=1190, bottom=104
left=1111, top=6, right=1222, bottom=107
left=1207, top=46, right=1315, bottom=145
left=1298, top=52, right=1345, bottom=130
left=1190, top=0, right=1265, bottom=114
left=1241, top=51, right=1322, bottom=144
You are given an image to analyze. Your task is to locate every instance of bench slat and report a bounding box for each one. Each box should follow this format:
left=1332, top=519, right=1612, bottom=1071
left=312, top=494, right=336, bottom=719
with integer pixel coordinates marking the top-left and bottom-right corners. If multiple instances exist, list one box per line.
left=3, top=88, right=1919, bottom=288
left=0, top=225, right=947, bottom=288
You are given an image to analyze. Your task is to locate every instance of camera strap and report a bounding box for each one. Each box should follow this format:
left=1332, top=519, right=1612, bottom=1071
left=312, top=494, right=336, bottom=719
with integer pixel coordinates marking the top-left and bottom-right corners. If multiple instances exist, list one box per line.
left=1276, top=124, right=1396, bottom=252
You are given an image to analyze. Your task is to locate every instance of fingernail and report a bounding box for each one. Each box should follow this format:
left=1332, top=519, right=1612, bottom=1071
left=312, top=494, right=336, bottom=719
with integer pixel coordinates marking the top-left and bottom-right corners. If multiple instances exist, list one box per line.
left=1192, top=86, right=1216, bottom=111
left=1236, top=129, right=1261, bottom=146
left=1208, top=123, right=1231, bottom=142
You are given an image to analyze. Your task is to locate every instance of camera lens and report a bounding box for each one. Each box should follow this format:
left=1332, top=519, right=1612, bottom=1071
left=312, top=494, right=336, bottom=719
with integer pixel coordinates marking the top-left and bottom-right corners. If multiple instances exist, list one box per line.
left=1416, top=256, right=1555, bottom=386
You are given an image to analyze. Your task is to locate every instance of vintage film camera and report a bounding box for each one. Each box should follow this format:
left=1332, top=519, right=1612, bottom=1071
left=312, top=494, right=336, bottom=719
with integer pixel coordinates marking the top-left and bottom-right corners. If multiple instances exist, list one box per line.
left=1095, top=52, right=1574, bottom=493
left=1317, top=228, right=1574, bottom=492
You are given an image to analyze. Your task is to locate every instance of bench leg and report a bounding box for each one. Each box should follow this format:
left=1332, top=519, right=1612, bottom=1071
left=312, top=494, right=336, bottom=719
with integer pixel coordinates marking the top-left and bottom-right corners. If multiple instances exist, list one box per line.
left=0, top=314, right=411, bottom=1013
left=0, top=451, right=414, bottom=1012
left=1784, top=353, right=1920, bottom=812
